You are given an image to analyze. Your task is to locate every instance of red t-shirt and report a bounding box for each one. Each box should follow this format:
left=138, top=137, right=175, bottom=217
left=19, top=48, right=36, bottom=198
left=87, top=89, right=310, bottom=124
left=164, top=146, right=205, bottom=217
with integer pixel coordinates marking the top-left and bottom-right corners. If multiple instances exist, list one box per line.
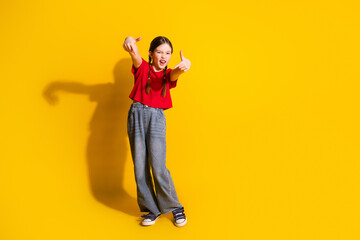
left=129, top=58, right=178, bottom=109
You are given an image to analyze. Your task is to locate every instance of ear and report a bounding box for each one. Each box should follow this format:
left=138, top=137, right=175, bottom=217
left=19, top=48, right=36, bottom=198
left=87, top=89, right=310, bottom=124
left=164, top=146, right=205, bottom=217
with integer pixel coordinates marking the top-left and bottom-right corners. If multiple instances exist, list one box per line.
left=149, top=51, right=153, bottom=59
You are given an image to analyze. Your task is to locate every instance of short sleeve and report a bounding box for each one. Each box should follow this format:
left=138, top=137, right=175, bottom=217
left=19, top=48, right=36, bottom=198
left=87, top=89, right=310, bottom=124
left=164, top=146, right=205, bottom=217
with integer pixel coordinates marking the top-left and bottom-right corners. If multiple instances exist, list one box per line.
left=169, top=79, right=177, bottom=89
left=166, top=68, right=178, bottom=89
left=131, top=58, right=147, bottom=78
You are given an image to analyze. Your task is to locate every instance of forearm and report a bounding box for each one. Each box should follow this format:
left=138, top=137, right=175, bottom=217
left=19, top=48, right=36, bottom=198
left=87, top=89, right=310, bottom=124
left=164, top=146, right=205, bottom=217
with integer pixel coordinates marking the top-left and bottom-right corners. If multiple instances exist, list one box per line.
left=170, top=68, right=184, bottom=81
left=129, top=51, right=142, bottom=68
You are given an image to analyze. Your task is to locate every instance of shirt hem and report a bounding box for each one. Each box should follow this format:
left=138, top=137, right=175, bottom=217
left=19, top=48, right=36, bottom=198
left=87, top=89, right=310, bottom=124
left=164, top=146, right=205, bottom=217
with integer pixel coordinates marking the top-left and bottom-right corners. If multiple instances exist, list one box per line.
left=129, top=96, right=173, bottom=110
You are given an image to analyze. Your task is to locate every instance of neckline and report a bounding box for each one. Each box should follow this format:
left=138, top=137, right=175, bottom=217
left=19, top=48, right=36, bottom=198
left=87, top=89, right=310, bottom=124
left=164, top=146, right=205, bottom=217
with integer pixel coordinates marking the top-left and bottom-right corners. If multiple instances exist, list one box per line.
left=150, top=64, right=165, bottom=73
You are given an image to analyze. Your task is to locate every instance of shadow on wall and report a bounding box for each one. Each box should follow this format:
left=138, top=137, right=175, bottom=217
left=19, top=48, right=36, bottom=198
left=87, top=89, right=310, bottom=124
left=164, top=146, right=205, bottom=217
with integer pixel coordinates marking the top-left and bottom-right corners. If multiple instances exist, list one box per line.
left=42, top=58, right=138, bottom=216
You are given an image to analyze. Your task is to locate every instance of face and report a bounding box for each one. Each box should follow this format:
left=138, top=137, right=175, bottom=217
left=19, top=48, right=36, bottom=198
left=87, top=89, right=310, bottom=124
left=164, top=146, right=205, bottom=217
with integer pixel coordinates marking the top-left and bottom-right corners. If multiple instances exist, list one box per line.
left=149, top=43, right=172, bottom=72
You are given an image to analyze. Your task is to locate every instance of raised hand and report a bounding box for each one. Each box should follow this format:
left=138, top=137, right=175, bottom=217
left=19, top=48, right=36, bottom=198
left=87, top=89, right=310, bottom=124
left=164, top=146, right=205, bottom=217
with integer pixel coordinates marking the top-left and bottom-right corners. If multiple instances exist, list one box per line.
left=174, top=50, right=191, bottom=72
left=123, top=36, right=142, bottom=55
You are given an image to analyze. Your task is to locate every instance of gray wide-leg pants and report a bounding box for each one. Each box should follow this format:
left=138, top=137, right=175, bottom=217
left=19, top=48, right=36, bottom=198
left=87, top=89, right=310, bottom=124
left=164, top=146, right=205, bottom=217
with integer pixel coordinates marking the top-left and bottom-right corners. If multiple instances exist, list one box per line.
left=127, top=102, right=183, bottom=216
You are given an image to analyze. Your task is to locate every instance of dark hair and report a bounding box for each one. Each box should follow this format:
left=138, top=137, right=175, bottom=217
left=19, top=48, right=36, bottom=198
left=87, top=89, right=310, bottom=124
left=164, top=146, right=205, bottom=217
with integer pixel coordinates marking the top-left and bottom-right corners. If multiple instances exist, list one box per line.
left=146, top=36, right=173, bottom=97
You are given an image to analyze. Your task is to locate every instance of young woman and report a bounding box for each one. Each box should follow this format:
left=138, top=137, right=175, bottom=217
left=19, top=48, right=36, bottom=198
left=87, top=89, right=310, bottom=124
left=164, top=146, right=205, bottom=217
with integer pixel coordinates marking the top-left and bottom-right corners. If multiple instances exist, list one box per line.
left=123, top=36, right=191, bottom=227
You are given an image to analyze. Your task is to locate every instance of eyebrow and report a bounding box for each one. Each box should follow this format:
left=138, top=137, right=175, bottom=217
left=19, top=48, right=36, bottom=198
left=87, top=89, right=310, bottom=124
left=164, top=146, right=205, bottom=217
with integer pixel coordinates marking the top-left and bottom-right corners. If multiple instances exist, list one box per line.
left=157, top=50, right=172, bottom=53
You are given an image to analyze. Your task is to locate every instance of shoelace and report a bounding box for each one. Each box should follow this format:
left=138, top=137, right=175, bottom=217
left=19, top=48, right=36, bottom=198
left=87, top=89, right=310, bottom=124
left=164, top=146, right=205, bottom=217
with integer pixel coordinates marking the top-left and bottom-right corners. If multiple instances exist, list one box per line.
left=172, top=207, right=186, bottom=220
left=141, top=212, right=159, bottom=220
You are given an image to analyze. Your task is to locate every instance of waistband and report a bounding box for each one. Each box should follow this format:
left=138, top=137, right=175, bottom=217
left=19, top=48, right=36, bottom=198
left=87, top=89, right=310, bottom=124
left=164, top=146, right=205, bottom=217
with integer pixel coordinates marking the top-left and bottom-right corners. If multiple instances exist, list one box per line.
left=132, top=102, right=149, bottom=107
left=131, top=102, right=164, bottom=111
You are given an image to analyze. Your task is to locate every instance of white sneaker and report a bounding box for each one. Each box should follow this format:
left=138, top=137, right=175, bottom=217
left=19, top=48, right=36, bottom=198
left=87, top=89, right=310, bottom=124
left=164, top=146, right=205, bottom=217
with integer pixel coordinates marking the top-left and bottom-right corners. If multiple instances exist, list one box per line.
left=141, top=212, right=160, bottom=226
left=172, top=207, right=187, bottom=227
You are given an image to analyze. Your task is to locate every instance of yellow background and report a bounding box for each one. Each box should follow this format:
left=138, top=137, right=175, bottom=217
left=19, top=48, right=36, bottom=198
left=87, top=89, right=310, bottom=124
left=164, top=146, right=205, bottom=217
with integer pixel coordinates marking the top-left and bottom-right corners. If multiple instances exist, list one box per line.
left=1, top=0, right=359, bottom=239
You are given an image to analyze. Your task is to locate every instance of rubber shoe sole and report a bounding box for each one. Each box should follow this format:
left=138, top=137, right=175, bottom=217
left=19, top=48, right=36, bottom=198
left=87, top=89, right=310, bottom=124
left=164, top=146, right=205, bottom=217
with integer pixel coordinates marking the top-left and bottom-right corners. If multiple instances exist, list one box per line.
left=141, top=216, right=160, bottom=226
left=174, top=217, right=187, bottom=227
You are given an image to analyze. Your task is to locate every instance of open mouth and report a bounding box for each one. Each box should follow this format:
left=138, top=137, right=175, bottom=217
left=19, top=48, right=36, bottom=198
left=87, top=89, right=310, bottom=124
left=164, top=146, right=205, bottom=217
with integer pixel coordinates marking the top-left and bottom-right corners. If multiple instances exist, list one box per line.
left=159, top=60, right=166, bottom=65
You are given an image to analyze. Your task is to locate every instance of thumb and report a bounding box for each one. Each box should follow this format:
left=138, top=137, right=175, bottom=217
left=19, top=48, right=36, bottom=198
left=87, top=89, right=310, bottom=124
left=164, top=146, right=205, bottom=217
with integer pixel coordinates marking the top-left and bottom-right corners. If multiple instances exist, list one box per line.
left=180, top=50, right=184, bottom=61
left=135, top=36, right=142, bottom=42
